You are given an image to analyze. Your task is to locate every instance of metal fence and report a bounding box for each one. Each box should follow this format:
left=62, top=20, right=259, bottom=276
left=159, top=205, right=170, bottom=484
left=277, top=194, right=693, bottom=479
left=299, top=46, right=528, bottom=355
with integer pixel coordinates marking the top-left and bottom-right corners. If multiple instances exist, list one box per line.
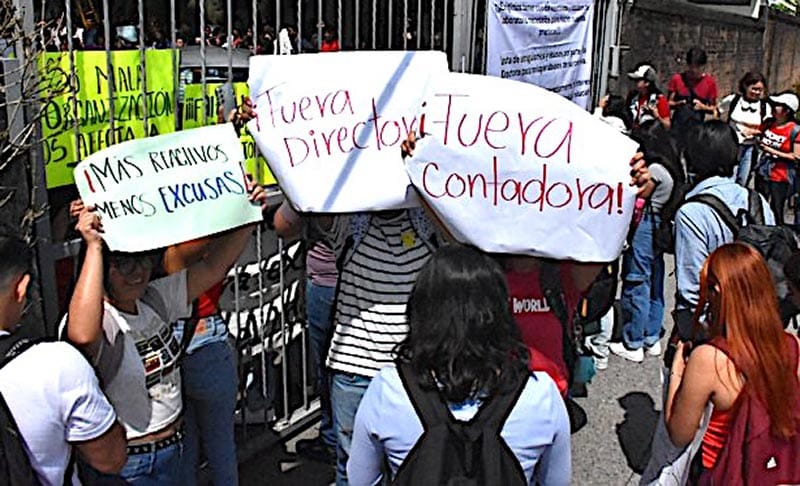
left=4, top=0, right=491, bottom=466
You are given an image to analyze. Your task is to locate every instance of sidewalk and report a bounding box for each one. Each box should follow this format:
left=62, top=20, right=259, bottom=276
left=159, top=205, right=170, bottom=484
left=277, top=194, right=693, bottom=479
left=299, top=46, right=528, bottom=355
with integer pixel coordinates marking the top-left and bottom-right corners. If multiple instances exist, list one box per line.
left=236, top=262, right=675, bottom=485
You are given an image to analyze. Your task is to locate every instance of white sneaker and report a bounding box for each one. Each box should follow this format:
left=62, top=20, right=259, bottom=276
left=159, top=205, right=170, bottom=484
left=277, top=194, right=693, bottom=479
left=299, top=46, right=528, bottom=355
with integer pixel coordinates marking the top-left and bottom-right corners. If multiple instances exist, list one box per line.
left=583, top=339, right=608, bottom=371
left=646, top=341, right=662, bottom=357
left=609, top=342, right=644, bottom=363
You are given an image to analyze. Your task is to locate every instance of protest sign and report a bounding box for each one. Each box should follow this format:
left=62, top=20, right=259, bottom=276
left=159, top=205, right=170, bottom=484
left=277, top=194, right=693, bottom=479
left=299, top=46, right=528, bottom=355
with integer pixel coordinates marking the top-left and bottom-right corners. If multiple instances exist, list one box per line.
left=405, top=72, right=638, bottom=262
left=73, top=124, right=262, bottom=252
left=247, top=51, right=448, bottom=212
left=40, top=49, right=176, bottom=188
left=182, top=81, right=276, bottom=186
left=486, top=0, right=595, bottom=110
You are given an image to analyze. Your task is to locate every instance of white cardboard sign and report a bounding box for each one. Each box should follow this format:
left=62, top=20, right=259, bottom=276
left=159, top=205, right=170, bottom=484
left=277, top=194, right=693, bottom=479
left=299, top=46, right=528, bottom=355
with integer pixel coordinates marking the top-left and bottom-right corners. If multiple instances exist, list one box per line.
left=74, top=124, right=263, bottom=252
left=486, top=0, right=595, bottom=110
left=406, top=72, right=639, bottom=262
left=247, top=51, right=449, bottom=212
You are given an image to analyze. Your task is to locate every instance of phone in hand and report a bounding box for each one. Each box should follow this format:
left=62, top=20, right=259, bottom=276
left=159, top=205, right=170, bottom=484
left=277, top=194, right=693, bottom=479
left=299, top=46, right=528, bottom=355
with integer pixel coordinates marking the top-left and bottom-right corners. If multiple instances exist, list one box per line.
left=215, top=82, right=236, bottom=123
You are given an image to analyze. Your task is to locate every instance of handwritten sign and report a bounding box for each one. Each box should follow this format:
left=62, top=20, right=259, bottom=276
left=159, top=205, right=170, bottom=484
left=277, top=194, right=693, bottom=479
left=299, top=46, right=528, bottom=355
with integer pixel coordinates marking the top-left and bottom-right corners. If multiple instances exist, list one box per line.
left=247, top=51, right=449, bottom=212
left=182, top=81, right=276, bottom=186
left=74, top=124, right=262, bottom=252
left=406, top=72, right=638, bottom=262
left=39, top=50, right=176, bottom=188
left=486, top=0, right=595, bottom=109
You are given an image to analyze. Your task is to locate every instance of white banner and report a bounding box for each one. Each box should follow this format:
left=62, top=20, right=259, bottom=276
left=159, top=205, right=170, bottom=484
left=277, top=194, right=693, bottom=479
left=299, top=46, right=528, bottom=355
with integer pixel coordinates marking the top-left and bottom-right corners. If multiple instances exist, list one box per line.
left=247, top=51, right=449, bottom=212
left=406, top=72, right=638, bottom=262
left=486, top=0, right=595, bottom=110
left=74, top=124, right=263, bottom=252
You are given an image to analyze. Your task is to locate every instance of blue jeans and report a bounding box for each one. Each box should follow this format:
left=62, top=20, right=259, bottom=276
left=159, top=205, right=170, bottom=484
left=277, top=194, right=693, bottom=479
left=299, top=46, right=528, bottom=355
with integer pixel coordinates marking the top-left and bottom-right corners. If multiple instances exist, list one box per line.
left=178, top=340, right=239, bottom=486
left=587, top=306, right=615, bottom=359
left=121, top=441, right=182, bottom=485
left=306, top=280, right=337, bottom=448
left=620, top=212, right=665, bottom=350
left=331, top=372, right=372, bottom=486
left=735, top=144, right=757, bottom=187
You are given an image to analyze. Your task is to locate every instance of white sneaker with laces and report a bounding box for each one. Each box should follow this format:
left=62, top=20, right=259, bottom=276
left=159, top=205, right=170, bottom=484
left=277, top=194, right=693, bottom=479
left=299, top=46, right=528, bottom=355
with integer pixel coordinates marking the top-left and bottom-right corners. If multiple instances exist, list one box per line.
left=609, top=342, right=644, bottom=363
left=584, top=339, right=609, bottom=371
left=646, top=341, right=662, bottom=357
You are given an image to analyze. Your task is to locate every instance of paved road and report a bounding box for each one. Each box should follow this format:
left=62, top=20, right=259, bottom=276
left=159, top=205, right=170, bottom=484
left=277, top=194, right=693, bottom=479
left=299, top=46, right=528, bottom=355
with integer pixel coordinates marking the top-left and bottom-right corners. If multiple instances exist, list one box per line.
left=238, top=262, right=678, bottom=486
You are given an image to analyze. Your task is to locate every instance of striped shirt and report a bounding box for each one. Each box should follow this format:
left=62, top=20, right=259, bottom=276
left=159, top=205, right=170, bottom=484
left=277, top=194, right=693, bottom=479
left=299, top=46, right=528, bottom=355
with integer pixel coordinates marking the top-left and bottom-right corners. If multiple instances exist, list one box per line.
left=326, top=212, right=433, bottom=377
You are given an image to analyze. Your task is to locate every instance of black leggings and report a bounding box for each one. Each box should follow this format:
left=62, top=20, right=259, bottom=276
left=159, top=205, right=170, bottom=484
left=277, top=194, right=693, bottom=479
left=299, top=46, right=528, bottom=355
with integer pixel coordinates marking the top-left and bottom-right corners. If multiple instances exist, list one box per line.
left=767, top=180, right=790, bottom=225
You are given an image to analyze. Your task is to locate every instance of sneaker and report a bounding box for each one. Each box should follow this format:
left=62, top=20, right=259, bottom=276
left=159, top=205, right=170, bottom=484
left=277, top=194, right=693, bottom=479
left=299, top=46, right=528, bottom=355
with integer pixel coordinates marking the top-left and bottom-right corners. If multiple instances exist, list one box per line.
left=646, top=341, right=662, bottom=357
left=583, top=339, right=608, bottom=371
left=609, top=342, right=644, bottom=363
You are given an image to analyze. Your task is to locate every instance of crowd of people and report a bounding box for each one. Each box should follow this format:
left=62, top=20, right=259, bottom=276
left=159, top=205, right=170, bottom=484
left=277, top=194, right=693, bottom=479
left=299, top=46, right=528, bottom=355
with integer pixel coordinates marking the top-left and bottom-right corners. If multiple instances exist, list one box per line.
left=39, top=14, right=347, bottom=55
left=0, top=43, right=799, bottom=486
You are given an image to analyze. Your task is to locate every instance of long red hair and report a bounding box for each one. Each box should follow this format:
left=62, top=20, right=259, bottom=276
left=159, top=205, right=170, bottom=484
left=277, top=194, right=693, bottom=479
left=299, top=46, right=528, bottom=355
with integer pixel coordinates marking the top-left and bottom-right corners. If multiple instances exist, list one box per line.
left=693, top=243, right=798, bottom=439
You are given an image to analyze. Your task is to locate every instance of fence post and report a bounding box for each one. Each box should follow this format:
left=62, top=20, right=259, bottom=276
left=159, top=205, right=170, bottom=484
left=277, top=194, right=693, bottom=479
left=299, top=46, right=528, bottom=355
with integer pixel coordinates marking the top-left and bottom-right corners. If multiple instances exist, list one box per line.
left=451, top=0, right=476, bottom=72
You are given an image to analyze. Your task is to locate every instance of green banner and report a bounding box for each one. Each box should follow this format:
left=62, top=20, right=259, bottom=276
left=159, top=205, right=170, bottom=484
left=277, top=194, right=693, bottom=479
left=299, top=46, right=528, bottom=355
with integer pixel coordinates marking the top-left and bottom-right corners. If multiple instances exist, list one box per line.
left=181, top=82, right=275, bottom=186
left=39, top=49, right=176, bottom=188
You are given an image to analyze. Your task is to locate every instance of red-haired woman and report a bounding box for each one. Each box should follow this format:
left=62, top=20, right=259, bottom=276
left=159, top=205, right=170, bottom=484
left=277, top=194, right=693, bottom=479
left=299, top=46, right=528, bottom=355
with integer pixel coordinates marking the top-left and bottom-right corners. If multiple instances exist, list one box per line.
left=665, top=242, right=800, bottom=477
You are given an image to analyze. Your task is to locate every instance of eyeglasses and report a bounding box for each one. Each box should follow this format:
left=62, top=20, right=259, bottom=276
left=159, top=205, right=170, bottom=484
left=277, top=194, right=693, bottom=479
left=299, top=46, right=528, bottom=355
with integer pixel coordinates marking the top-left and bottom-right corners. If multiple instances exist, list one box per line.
left=109, top=254, right=158, bottom=276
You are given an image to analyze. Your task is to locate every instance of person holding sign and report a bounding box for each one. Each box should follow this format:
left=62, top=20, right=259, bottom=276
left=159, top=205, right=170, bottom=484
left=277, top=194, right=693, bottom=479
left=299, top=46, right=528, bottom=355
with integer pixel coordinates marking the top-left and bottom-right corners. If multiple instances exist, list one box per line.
left=65, top=183, right=267, bottom=485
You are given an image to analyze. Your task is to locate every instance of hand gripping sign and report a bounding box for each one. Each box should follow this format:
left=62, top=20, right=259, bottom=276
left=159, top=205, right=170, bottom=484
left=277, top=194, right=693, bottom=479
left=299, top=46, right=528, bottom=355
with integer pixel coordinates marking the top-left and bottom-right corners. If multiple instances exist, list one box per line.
left=247, top=50, right=449, bottom=212
left=74, top=124, right=263, bottom=252
left=405, top=72, right=639, bottom=262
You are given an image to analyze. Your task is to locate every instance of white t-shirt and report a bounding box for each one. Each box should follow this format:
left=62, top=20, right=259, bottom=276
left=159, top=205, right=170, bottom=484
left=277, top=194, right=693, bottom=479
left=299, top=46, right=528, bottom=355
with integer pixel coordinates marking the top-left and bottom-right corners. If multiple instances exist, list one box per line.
left=719, top=93, right=771, bottom=144
left=61, top=270, right=192, bottom=439
left=0, top=339, right=117, bottom=486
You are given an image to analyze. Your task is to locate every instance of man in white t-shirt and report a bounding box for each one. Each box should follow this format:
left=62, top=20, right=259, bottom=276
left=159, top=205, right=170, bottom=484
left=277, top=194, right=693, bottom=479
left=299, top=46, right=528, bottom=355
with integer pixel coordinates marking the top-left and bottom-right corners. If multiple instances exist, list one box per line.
left=0, top=231, right=126, bottom=485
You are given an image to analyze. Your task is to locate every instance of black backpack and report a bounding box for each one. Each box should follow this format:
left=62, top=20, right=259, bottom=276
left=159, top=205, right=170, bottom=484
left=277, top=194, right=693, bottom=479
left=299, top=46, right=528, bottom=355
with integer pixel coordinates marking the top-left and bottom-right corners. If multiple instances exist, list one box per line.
left=651, top=159, right=689, bottom=255
left=0, top=334, right=46, bottom=486
left=393, top=363, right=529, bottom=486
left=671, top=73, right=709, bottom=136
left=540, top=260, right=618, bottom=388
left=685, top=189, right=800, bottom=325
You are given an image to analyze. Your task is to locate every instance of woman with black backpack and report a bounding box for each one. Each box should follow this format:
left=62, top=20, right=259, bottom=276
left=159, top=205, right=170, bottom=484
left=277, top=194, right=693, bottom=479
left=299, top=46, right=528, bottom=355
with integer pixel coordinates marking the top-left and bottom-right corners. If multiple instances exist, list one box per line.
left=347, top=245, right=570, bottom=485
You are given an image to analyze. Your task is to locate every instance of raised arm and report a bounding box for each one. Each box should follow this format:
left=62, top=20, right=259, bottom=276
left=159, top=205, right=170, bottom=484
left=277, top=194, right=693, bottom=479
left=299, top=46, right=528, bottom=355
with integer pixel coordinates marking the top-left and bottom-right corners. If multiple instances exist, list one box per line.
left=185, top=183, right=267, bottom=303
left=67, top=209, right=105, bottom=352
left=163, top=238, right=212, bottom=274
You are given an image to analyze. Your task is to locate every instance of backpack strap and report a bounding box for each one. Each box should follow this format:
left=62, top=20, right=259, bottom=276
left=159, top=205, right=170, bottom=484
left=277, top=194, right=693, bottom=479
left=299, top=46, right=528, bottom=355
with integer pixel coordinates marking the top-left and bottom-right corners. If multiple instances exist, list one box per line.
left=0, top=334, right=48, bottom=369
left=680, top=72, right=700, bottom=102
left=141, top=286, right=169, bottom=325
left=746, top=189, right=765, bottom=225
left=176, top=300, right=200, bottom=362
left=789, top=123, right=800, bottom=154
left=539, top=262, right=569, bottom=329
left=476, top=371, right=529, bottom=435
left=729, top=94, right=741, bottom=119
left=0, top=334, right=47, bottom=485
left=397, top=363, right=452, bottom=430
left=684, top=193, right=740, bottom=237
left=539, top=262, right=578, bottom=387
left=760, top=99, right=767, bottom=121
